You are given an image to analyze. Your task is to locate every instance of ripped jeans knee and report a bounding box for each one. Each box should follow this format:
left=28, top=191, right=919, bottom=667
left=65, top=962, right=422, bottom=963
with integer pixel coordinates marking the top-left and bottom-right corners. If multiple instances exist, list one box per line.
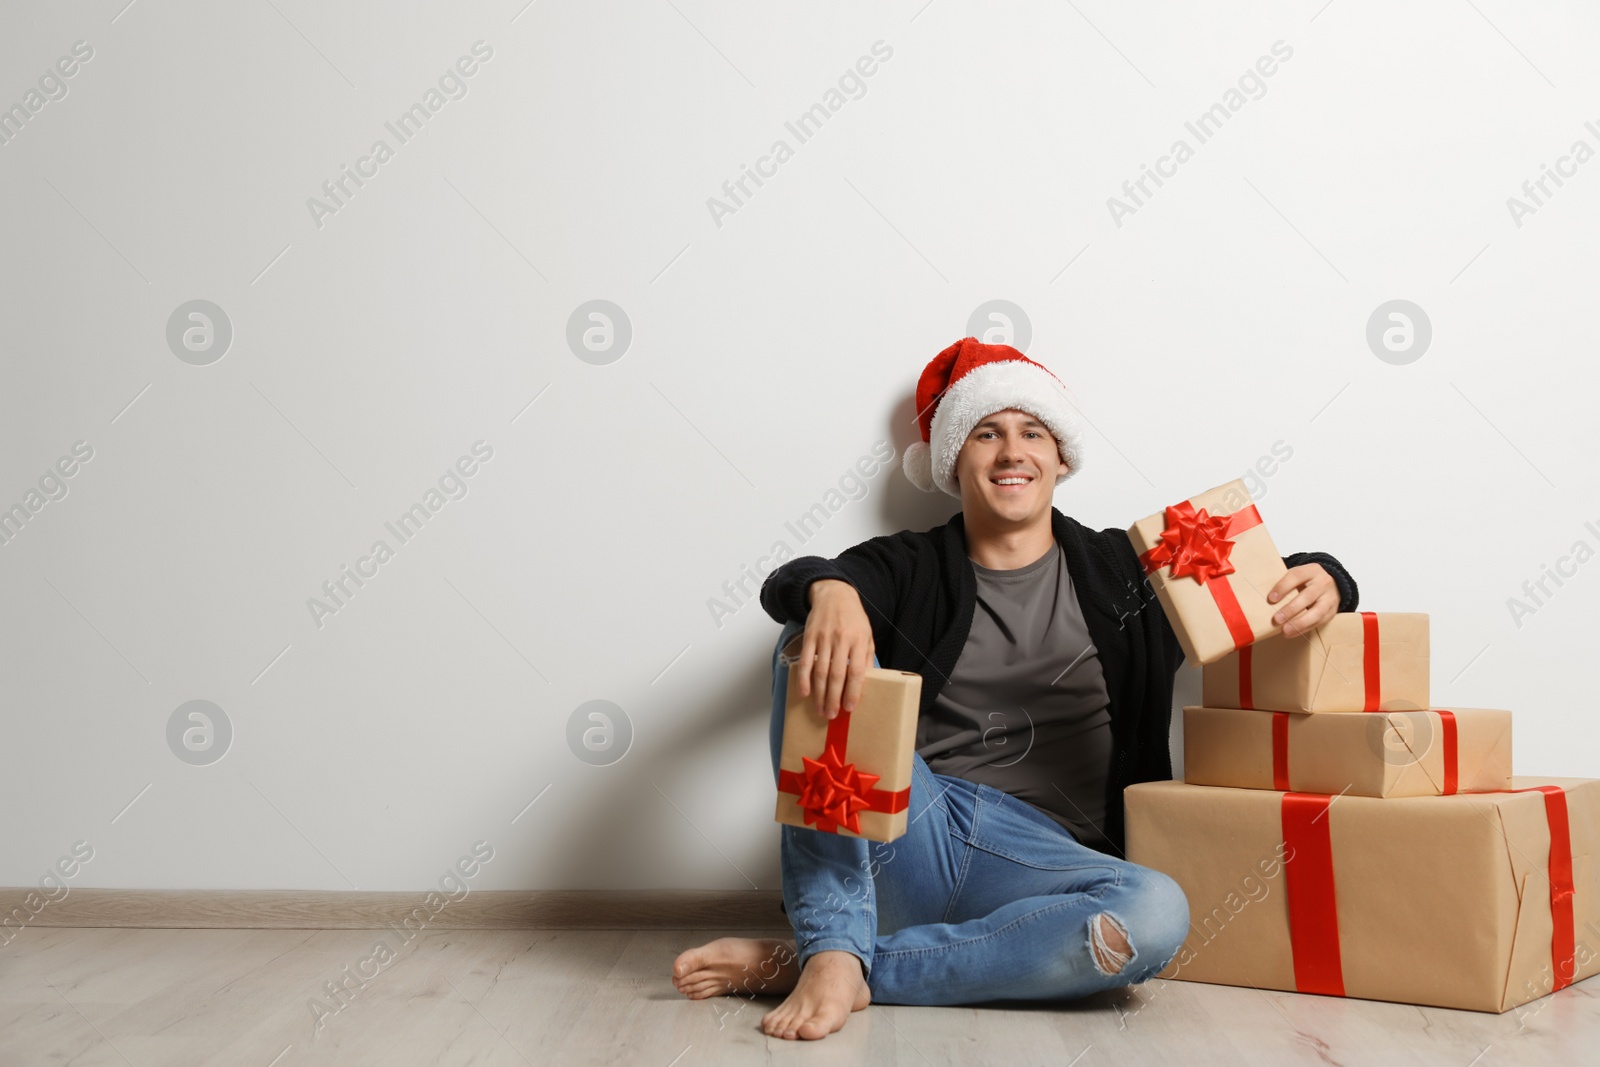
left=1088, top=911, right=1133, bottom=975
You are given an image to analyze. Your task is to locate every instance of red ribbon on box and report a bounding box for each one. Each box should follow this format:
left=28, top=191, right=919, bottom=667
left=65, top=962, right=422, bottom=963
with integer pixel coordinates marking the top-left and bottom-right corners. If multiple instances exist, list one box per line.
left=1139, top=500, right=1264, bottom=651
left=1281, top=792, right=1345, bottom=997
left=1517, top=785, right=1577, bottom=992
left=1270, top=707, right=1460, bottom=794
left=778, top=710, right=909, bottom=835
left=1239, top=611, right=1383, bottom=711
left=1280, top=784, right=1576, bottom=998
left=1359, top=612, right=1381, bottom=712
left=1437, top=710, right=1459, bottom=795
left=1272, top=713, right=1291, bottom=790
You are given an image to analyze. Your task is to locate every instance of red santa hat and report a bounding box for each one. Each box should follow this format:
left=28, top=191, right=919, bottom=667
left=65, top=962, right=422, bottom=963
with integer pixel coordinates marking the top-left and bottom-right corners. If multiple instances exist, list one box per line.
left=903, top=337, right=1084, bottom=498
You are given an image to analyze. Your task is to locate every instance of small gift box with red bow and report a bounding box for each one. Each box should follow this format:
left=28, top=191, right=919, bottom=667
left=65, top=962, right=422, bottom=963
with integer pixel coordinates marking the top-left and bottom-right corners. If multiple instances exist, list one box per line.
left=1127, top=777, right=1600, bottom=1012
left=1182, top=704, right=1513, bottom=798
left=1127, top=478, right=1289, bottom=666
left=774, top=661, right=921, bottom=842
left=1202, top=611, right=1431, bottom=713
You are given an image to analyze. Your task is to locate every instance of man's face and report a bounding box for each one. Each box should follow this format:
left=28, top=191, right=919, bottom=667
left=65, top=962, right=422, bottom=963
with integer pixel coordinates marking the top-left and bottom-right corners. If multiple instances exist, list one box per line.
left=953, top=408, right=1067, bottom=522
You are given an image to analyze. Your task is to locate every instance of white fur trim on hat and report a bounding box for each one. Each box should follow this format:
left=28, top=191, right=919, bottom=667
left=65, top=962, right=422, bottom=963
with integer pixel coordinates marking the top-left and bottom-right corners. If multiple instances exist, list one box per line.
left=902, top=440, right=935, bottom=492
left=925, top=359, right=1084, bottom=499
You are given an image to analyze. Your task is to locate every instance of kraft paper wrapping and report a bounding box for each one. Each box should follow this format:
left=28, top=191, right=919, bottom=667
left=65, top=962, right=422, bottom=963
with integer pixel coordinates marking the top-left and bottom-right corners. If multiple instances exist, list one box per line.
left=1182, top=705, right=1513, bottom=797
left=775, top=664, right=921, bottom=843
left=1126, top=777, right=1600, bottom=1012
left=1203, top=612, right=1430, bottom=713
left=1126, top=479, right=1289, bottom=666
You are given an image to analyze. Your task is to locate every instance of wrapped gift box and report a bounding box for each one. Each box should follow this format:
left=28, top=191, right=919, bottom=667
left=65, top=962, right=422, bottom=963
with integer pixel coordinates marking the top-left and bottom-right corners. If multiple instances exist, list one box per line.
left=1127, top=478, right=1289, bottom=666
left=1125, top=777, right=1599, bottom=1012
left=1203, top=611, right=1430, bottom=713
left=774, top=660, right=921, bottom=842
left=1183, top=705, right=1512, bottom=797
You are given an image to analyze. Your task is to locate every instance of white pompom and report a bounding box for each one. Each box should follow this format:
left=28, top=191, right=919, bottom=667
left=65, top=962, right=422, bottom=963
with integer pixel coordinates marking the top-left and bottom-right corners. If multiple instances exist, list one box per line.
left=902, top=440, right=936, bottom=492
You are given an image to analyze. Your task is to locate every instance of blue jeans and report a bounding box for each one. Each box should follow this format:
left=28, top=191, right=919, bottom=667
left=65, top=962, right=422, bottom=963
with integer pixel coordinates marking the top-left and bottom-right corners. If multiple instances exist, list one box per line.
left=769, top=619, right=1190, bottom=1006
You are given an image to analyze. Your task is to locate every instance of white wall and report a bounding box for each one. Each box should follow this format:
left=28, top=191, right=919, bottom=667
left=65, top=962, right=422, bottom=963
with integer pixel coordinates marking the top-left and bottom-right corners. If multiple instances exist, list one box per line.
left=2, top=1, right=1596, bottom=894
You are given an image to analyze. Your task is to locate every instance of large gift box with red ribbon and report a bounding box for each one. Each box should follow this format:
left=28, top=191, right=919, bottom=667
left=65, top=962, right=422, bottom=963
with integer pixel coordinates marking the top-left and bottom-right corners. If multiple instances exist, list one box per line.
left=1203, top=611, right=1430, bottom=713
left=774, top=665, right=921, bottom=842
left=1183, top=705, right=1512, bottom=798
left=1127, top=479, right=1288, bottom=666
left=1126, top=777, right=1599, bottom=1012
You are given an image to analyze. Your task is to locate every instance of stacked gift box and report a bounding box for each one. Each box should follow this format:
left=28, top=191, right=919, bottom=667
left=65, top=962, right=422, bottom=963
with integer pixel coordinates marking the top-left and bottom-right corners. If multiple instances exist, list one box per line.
left=1125, top=479, right=1597, bottom=1013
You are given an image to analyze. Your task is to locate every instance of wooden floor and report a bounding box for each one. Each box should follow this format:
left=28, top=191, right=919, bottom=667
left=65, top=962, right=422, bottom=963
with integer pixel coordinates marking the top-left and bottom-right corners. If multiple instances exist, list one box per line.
left=5, top=926, right=1597, bottom=1066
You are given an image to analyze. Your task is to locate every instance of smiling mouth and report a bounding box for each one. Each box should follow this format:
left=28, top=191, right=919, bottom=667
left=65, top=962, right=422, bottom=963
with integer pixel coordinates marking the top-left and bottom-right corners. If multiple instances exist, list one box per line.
left=990, top=474, right=1033, bottom=490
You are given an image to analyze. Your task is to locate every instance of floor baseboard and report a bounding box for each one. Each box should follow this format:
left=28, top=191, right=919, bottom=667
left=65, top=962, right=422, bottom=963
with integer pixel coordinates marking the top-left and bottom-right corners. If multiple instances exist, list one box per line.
left=0, top=888, right=788, bottom=931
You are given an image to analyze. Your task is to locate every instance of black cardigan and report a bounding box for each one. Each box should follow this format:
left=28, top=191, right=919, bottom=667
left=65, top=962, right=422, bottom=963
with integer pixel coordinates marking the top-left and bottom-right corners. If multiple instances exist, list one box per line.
left=759, top=507, right=1359, bottom=857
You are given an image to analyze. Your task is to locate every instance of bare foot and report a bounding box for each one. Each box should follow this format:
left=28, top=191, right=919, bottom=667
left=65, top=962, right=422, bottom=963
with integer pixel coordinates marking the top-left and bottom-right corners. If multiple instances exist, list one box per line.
left=671, top=937, right=800, bottom=1001
left=761, top=949, right=871, bottom=1041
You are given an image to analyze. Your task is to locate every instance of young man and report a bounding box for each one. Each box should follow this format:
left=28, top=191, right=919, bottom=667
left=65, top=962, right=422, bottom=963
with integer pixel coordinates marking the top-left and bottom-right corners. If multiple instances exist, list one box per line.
left=672, top=338, right=1359, bottom=1040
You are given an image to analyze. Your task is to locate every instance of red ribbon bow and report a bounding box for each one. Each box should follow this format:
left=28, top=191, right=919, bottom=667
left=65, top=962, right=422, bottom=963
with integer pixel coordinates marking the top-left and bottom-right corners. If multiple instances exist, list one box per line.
left=1140, top=498, right=1265, bottom=652
left=778, top=709, right=910, bottom=836
left=795, top=746, right=881, bottom=834
left=1139, top=500, right=1262, bottom=584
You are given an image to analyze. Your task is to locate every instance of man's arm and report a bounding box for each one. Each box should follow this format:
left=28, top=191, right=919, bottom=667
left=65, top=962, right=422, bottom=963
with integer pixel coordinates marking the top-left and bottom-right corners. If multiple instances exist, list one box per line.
left=1138, top=550, right=1359, bottom=667
left=795, top=579, right=877, bottom=717
left=759, top=556, right=856, bottom=626
left=1271, top=551, right=1360, bottom=637
left=1283, top=551, right=1358, bottom=613
left=759, top=531, right=924, bottom=717
left=758, top=530, right=915, bottom=627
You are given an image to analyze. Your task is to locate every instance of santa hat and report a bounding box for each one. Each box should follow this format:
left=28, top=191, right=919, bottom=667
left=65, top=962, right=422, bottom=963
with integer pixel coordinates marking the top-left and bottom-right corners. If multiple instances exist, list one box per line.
left=903, top=337, right=1084, bottom=499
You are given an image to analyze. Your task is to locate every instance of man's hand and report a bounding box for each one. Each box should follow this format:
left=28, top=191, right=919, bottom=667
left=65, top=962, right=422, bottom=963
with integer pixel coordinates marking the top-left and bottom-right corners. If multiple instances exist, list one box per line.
left=1268, top=563, right=1339, bottom=638
left=796, top=579, right=875, bottom=720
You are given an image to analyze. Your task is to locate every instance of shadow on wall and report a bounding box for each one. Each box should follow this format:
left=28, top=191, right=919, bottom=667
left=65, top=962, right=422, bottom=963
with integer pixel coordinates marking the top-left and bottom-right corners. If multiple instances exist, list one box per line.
left=533, top=397, right=957, bottom=892
left=882, top=390, right=966, bottom=534
left=541, top=650, right=781, bottom=891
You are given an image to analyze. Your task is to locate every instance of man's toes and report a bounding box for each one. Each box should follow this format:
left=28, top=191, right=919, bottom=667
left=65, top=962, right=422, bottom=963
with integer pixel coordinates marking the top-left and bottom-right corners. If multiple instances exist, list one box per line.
left=685, top=979, right=729, bottom=999
left=673, top=967, right=711, bottom=989
left=761, top=1008, right=795, bottom=1039
left=796, top=1016, right=832, bottom=1040
left=672, top=947, right=706, bottom=979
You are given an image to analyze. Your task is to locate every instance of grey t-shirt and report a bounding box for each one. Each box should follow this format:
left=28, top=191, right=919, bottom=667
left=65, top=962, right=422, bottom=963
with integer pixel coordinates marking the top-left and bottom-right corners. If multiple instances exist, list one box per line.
left=917, top=543, right=1115, bottom=852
